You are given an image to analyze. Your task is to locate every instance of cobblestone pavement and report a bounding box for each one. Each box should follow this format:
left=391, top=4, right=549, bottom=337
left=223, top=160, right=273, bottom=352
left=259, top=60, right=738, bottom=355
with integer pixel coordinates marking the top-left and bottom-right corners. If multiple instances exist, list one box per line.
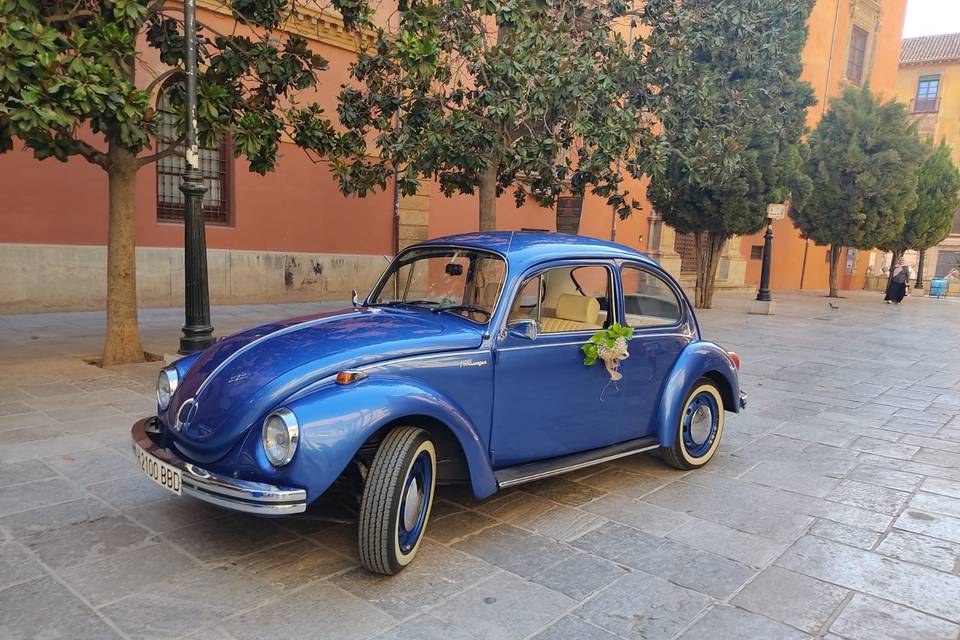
left=2, top=290, right=960, bottom=640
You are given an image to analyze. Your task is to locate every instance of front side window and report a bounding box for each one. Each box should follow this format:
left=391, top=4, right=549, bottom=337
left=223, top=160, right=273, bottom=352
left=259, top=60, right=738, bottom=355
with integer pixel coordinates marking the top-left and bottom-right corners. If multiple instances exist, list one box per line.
left=621, top=266, right=681, bottom=328
left=846, top=26, right=868, bottom=84
left=915, top=75, right=940, bottom=112
left=369, top=247, right=505, bottom=323
left=509, top=265, right=612, bottom=334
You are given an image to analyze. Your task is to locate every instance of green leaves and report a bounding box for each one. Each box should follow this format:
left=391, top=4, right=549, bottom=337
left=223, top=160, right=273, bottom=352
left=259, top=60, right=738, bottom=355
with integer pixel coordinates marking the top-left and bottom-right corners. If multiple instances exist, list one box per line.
left=581, top=323, right=633, bottom=366
left=1, top=1, right=348, bottom=177
left=898, top=139, right=960, bottom=252
left=792, top=85, right=926, bottom=252
left=333, top=0, right=655, bottom=220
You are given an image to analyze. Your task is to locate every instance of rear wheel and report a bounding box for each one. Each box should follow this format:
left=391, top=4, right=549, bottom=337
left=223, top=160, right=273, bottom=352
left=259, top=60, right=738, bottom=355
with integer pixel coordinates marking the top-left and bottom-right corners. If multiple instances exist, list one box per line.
left=358, top=427, right=436, bottom=574
left=661, top=378, right=724, bottom=470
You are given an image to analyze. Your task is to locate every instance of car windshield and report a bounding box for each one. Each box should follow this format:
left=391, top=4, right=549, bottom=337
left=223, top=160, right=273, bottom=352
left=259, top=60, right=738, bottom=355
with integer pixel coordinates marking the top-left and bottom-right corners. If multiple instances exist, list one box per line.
left=369, top=247, right=506, bottom=324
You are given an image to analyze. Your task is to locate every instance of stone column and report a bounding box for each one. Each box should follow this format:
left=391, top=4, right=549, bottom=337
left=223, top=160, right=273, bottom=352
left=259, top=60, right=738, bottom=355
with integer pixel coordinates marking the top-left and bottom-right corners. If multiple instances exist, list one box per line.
left=397, top=180, right=431, bottom=251
left=717, top=236, right=747, bottom=288
left=646, top=212, right=683, bottom=278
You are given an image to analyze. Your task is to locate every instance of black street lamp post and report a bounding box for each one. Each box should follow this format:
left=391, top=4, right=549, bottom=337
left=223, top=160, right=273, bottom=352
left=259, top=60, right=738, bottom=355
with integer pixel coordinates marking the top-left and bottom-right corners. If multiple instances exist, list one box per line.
left=756, top=218, right=774, bottom=303
left=750, top=203, right=784, bottom=315
left=178, top=0, right=215, bottom=354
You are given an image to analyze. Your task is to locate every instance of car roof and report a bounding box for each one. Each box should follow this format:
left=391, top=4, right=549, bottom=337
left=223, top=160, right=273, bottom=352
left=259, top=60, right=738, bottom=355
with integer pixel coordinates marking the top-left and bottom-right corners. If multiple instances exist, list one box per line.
left=417, top=231, right=658, bottom=273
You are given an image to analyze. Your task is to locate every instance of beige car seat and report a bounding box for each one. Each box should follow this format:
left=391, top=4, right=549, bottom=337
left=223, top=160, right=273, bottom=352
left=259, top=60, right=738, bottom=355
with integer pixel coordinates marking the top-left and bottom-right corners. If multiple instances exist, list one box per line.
left=540, top=293, right=601, bottom=333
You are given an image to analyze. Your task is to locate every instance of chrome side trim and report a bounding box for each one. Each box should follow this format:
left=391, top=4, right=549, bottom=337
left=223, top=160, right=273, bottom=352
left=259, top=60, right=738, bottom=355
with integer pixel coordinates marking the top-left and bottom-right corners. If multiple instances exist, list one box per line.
left=495, top=437, right=660, bottom=488
left=131, top=417, right=307, bottom=515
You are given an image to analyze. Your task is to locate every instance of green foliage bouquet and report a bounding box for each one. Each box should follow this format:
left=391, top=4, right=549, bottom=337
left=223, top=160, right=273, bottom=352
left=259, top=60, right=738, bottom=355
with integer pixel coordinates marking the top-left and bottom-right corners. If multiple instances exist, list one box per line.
left=582, top=324, right=634, bottom=381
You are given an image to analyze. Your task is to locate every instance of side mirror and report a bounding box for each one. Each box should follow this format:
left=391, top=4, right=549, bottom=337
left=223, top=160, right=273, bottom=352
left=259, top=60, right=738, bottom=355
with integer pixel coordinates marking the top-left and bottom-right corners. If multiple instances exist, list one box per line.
left=351, top=289, right=361, bottom=308
left=506, top=319, right=538, bottom=341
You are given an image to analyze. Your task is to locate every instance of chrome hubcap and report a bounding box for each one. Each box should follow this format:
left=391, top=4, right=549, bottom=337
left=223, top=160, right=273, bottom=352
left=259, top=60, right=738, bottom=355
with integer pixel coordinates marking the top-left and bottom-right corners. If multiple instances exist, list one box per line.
left=402, top=477, right=423, bottom=531
left=690, top=405, right=713, bottom=445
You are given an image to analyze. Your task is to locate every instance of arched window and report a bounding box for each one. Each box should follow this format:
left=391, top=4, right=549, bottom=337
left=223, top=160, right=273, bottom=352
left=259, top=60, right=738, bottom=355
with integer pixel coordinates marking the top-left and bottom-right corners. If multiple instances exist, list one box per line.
left=155, top=83, right=233, bottom=224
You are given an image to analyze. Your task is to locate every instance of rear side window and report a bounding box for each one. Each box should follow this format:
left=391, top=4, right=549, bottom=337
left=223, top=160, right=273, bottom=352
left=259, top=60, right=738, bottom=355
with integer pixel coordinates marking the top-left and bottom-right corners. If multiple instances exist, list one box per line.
left=621, top=266, right=681, bottom=328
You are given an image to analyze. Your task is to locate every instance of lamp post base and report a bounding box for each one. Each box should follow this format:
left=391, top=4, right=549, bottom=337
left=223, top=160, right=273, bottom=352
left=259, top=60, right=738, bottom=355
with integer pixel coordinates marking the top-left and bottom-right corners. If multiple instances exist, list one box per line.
left=179, top=325, right=215, bottom=355
left=749, top=299, right=776, bottom=315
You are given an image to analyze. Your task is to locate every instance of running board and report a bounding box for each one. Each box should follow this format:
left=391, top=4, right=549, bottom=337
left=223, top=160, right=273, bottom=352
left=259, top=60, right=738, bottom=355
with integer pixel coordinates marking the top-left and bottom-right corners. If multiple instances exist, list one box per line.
left=494, top=436, right=660, bottom=488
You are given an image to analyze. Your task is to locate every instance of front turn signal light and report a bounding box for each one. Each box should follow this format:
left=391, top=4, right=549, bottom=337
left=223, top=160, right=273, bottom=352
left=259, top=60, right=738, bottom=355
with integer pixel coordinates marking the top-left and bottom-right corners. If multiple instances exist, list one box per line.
left=728, top=352, right=741, bottom=370
left=336, top=370, right=368, bottom=385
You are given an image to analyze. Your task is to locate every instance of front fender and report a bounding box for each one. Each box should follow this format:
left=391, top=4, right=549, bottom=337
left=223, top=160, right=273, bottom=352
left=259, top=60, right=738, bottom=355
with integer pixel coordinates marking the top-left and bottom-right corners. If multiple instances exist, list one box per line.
left=655, top=341, right=740, bottom=448
left=234, top=377, right=497, bottom=503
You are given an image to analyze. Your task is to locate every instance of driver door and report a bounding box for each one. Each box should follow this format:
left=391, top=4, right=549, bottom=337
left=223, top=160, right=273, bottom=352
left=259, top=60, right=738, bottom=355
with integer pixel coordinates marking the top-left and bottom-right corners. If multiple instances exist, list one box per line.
left=490, top=261, right=628, bottom=467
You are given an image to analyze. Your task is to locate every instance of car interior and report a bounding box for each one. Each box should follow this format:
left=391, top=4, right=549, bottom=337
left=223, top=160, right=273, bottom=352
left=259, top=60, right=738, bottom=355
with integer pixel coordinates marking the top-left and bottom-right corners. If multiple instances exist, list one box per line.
left=507, top=265, right=682, bottom=333
left=508, top=266, right=611, bottom=333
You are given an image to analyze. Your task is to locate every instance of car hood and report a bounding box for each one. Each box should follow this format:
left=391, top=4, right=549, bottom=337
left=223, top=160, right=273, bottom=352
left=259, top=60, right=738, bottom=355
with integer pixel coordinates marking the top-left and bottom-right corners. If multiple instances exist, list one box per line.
left=165, top=306, right=483, bottom=462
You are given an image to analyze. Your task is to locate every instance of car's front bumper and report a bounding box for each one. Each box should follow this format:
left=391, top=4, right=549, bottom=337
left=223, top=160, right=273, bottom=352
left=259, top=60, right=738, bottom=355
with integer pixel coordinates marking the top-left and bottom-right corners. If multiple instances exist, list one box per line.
left=131, top=417, right=307, bottom=515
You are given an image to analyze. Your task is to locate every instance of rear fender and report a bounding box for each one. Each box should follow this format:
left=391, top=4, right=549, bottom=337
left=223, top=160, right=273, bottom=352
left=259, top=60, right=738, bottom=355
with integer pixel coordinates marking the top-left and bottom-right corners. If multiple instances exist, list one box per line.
left=235, top=377, right=497, bottom=503
left=655, top=341, right=740, bottom=448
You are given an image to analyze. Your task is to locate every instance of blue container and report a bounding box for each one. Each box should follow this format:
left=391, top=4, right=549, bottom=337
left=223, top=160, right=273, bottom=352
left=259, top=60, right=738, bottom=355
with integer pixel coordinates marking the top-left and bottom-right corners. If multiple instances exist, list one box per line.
left=929, top=278, right=948, bottom=298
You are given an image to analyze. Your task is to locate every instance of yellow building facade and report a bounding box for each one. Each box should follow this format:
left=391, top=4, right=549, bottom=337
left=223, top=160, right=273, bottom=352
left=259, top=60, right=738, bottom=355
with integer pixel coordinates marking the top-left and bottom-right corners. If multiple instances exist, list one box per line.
left=895, top=34, right=960, bottom=279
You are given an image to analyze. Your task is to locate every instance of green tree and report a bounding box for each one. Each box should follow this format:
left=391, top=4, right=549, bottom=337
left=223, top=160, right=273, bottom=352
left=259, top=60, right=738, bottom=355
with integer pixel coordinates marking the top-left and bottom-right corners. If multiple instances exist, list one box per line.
left=332, top=0, right=660, bottom=232
left=879, top=139, right=960, bottom=285
left=791, top=85, right=925, bottom=297
left=0, top=0, right=364, bottom=364
left=645, top=0, right=816, bottom=309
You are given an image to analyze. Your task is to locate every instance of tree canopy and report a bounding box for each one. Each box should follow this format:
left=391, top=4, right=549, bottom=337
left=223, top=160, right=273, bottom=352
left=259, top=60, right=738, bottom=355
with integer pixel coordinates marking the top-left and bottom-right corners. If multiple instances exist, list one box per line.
left=792, top=85, right=924, bottom=252
left=896, top=138, right=960, bottom=253
left=645, top=0, right=816, bottom=308
left=791, top=85, right=925, bottom=296
left=333, top=0, right=662, bottom=231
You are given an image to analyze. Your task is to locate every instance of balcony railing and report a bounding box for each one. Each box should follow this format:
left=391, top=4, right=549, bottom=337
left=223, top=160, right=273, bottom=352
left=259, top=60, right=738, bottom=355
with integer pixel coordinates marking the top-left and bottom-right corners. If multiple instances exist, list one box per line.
left=910, top=97, right=941, bottom=113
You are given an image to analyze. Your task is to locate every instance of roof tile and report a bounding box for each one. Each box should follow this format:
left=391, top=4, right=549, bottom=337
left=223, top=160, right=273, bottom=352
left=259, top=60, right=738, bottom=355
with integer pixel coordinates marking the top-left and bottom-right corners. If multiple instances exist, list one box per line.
left=900, top=33, right=960, bottom=65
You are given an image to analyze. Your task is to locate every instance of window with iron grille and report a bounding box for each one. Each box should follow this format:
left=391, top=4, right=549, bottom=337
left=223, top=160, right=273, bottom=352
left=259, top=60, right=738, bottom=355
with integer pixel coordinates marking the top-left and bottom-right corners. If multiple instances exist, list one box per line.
left=914, top=75, right=941, bottom=113
left=155, top=85, right=232, bottom=224
left=674, top=233, right=698, bottom=272
left=846, top=26, right=868, bottom=85
left=750, top=245, right=763, bottom=260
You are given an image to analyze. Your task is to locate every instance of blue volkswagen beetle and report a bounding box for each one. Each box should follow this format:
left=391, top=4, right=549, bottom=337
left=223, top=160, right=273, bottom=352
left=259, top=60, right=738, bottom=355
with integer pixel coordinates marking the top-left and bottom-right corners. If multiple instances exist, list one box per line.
left=132, top=232, right=744, bottom=574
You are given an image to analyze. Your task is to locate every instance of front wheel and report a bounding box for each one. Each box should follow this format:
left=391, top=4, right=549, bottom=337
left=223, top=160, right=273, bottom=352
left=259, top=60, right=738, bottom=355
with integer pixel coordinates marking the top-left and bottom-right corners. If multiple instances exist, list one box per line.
left=661, top=378, right=725, bottom=470
left=358, top=427, right=436, bottom=574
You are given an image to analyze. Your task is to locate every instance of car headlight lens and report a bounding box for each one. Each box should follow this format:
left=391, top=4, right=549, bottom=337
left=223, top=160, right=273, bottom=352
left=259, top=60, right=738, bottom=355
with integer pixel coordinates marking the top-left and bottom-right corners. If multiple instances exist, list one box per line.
left=157, top=368, right=179, bottom=410
left=262, top=408, right=299, bottom=467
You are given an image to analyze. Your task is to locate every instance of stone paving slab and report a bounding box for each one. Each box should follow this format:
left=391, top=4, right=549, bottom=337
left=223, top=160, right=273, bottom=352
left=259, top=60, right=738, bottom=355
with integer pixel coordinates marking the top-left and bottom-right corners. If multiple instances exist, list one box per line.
left=1, top=290, right=960, bottom=639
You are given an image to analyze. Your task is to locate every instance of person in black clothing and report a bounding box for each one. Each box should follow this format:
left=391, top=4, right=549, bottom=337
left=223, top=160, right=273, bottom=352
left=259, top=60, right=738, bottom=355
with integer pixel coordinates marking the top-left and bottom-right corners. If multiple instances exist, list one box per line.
left=884, top=258, right=911, bottom=304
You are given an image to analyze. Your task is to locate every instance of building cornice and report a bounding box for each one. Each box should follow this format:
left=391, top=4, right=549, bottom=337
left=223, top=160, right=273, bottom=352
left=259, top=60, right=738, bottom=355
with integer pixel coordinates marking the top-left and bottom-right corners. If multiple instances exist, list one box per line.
left=197, top=1, right=378, bottom=52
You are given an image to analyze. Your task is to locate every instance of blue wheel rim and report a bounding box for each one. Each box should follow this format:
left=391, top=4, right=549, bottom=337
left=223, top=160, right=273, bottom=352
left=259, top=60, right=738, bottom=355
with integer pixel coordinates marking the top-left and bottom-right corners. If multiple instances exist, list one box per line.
left=682, top=391, right=719, bottom=458
left=398, top=451, right=432, bottom=554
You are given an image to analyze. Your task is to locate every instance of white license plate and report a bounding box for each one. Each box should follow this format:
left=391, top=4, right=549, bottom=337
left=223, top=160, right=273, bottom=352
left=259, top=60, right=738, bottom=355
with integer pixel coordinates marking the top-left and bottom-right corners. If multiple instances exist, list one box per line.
left=134, top=442, right=182, bottom=495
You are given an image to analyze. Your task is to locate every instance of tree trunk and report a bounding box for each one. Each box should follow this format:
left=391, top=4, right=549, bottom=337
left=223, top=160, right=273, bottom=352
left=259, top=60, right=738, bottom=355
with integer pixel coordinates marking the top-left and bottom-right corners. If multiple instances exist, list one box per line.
left=915, top=249, right=925, bottom=288
left=102, top=144, right=145, bottom=365
left=827, top=244, right=842, bottom=298
left=478, top=161, right=497, bottom=232
left=693, top=231, right=726, bottom=309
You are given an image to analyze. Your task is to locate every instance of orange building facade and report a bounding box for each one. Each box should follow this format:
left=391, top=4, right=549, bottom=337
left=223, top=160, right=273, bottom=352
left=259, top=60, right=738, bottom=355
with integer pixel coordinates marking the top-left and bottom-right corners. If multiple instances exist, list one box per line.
left=738, top=0, right=908, bottom=292
left=0, top=0, right=908, bottom=313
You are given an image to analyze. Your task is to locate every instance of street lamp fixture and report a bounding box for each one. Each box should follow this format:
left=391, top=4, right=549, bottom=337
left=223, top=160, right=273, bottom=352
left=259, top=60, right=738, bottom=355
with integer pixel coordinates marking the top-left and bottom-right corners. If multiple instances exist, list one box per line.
left=178, top=0, right=215, bottom=354
left=749, top=202, right=786, bottom=315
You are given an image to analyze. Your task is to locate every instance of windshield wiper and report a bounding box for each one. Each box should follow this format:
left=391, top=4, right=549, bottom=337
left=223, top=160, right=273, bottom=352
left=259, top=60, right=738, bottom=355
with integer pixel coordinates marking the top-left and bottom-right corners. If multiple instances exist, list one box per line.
left=433, top=304, right=491, bottom=319
left=373, top=299, right=440, bottom=308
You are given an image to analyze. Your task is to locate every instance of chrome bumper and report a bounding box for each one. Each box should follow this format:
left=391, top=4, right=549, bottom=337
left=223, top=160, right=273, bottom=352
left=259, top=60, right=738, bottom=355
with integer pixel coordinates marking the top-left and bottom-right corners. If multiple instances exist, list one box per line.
left=739, top=390, right=748, bottom=410
left=131, top=417, right=307, bottom=515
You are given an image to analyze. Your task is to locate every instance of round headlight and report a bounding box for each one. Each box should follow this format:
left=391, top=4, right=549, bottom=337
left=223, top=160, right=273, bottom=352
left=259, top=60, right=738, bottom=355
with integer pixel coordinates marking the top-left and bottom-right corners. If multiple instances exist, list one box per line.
left=157, top=368, right=179, bottom=410
left=262, top=408, right=299, bottom=467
